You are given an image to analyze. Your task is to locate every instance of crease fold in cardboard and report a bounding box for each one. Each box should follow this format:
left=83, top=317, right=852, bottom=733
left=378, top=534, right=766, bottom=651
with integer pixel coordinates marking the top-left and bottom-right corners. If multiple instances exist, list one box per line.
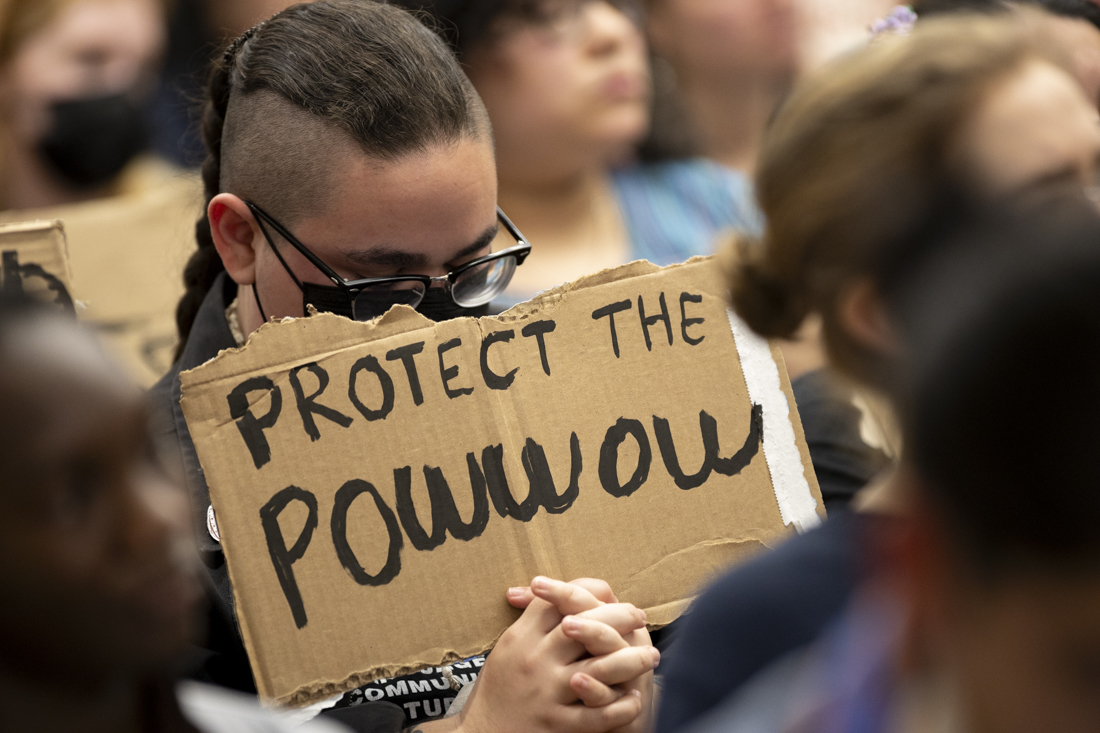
left=180, top=257, right=824, bottom=706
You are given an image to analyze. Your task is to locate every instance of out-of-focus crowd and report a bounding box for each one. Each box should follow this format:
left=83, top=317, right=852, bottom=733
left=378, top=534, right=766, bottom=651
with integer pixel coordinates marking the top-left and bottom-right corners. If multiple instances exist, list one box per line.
left=4, top=1, right=1100, bottom=733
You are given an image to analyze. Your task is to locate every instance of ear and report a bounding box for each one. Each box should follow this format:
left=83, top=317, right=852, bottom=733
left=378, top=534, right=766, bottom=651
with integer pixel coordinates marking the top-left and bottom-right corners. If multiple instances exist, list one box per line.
left=208, top=193, right=260, bottom=286
left=838, top=278, right=897, bottom=356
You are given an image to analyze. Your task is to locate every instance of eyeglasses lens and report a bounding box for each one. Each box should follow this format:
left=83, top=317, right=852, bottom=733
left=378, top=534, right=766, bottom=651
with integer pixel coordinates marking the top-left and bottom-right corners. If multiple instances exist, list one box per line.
left=352, top=280, right=427, bottom=321
left=452, top=256, right=517, bottom=307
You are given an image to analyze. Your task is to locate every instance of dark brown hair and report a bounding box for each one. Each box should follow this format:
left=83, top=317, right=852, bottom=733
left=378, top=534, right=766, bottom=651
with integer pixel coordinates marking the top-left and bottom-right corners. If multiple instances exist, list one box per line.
left=174, top=0, right=487, bottom=358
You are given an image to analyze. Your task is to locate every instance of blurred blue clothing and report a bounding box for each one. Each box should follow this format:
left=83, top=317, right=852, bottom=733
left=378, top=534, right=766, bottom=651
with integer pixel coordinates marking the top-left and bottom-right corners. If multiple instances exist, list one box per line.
left=790, top=370, right=893, bottom=513
left=611, top=158, right=763, bottom=265
left=492, top=159, right=761, bottom=312
left=679, top=585, right=903, bottom=733
left=655, top=365, right=892, bottom=732
left=656, top=511, right=864, bottom=733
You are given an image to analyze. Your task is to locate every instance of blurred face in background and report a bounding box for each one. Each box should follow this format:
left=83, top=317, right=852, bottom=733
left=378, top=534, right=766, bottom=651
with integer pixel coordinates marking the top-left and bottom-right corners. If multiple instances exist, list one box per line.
left=842, top=58, right=1100, bottom=361
left=0, top=0, right=166, bottom=190
left=465, top=0, right=650, bottom=183
left=944, top=568, right=1100, bottom=732
left=0, top=314, right=201, bottom=681
left=893, top=469, right=1100, bottom=733
left=202, top=0, right=306, bottom=37
left=954, top=59, right=1100, bottom=197
left=1045, top=14, right=1100, bottom=107
left=647, top=0, right=798, bottom=83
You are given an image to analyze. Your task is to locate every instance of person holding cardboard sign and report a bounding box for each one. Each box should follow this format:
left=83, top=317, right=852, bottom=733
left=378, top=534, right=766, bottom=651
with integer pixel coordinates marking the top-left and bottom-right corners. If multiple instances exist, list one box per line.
left=152, top=2, right=658, bottom=730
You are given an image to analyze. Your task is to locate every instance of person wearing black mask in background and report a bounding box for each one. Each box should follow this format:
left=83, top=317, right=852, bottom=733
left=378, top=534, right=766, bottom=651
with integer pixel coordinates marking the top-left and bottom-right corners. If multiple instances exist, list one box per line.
left=0, top=0, right=170, bottom=212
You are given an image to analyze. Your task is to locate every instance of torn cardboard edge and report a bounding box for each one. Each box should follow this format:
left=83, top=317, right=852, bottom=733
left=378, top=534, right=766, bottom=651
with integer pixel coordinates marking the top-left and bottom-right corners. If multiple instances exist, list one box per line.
left=267, top=535, right=774, bottom=707
left=182, top=255, right=821, bottom=535
left=0, top=219, right=75, bottom=289
left=271, top=595, right=699, bottom=710
left=181, top=255, right=822, bottom=708
left=181, top=258, right=680, bottom=386
left=276, top=643, right=500, bottom=709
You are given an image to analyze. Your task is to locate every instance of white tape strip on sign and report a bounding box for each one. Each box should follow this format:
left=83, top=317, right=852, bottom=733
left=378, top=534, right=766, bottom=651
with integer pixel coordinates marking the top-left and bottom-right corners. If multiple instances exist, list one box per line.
left=727, top=309, right=821, bottom=533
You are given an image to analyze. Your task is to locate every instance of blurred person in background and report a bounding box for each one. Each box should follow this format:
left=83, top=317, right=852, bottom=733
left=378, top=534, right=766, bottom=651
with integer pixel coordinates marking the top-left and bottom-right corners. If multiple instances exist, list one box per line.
left=655, top=11, right=1100, bottom=732
left=396, top=0, right=761, bottom=304
left=0, top=292, right=357, bottom=732
left=685, top=193, right=1100, bottom=733
left=639, top=0, right=1100, bottom=198
left=639, top=0, right=829, bottom=385
left=152, top=0, right=310, bottom=166
left=643, top=0, right=797, bottom=175
left=0, top=0, right=170, bottom=212
left=912, top=0, right=1100, bottom=104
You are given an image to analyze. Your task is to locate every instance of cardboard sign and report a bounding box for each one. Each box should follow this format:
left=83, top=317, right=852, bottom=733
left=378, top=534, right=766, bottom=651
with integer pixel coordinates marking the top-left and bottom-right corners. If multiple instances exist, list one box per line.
left=0, top=220, right=76, bottom=310
left=180, top=257, right=824, bottom=706
left=0, top=169, right=203, bottom=385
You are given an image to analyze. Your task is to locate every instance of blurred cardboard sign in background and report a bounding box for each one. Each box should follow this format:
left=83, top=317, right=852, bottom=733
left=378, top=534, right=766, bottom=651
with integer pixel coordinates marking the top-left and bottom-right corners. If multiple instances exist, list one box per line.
left=0, top=167, right=202, bottom=385
left=180, top=257, right=824, bottom=706
left=0, top=220, right=76, bottom=310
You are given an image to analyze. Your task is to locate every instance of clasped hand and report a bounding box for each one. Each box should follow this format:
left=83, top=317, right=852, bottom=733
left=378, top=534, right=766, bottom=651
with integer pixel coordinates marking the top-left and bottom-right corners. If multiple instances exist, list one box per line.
left=421, top=576, right=657, bottom=733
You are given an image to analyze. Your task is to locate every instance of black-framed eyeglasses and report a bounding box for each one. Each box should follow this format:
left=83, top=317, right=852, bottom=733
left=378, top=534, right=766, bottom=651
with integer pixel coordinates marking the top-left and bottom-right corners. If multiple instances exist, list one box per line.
left=244, top=200, right=532, bottom=321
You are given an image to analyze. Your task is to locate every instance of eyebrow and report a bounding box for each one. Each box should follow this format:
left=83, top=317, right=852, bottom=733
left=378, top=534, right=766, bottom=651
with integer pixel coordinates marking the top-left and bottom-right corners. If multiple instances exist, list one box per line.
left=1024, top=165, right=1081, bottom=191
left=338, top=223, right=500, bottom=272
left=1019, top=153, right=1100, bottom=193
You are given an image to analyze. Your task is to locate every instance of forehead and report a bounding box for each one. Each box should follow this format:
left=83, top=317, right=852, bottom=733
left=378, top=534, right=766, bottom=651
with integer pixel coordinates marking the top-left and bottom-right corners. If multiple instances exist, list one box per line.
left=25, top=0, right=162, bottom=51
left=0, top=318, right=134, bottom=452
left=288, top=136, right=498, bottom=262
left=958, top=60, right=1100, bottom=193
left=11, top=0, right=165, bottom=93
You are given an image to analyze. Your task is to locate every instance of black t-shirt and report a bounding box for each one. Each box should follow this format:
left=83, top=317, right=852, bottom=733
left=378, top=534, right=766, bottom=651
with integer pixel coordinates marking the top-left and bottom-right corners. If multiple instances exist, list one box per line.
left=791, top=369, right=892, bottom=513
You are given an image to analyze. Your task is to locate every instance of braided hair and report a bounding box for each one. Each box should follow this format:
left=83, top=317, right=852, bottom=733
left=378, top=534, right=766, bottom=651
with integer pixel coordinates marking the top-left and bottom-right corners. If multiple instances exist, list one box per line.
left=173, top=0, right=487, bottom=360
left=174, top=51, right=233, bottom=360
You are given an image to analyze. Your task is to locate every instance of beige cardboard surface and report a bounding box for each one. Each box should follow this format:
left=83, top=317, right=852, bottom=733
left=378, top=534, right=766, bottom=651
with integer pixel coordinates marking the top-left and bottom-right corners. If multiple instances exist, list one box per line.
left=0, top=220, right=75, bottom=307
left=180, top=257, right=824, bottom=706
left=0, top=168, right=202, bottom=385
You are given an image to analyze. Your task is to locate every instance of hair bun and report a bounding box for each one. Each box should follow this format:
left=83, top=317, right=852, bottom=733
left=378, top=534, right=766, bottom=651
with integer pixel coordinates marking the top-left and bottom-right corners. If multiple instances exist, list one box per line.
left=730, top=250, right=809, bottom=340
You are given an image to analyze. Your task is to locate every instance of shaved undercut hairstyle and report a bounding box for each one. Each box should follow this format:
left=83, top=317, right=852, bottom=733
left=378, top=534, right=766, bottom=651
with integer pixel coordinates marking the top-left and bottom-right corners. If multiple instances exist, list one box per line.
left=174, top=0, right=489, bottom=357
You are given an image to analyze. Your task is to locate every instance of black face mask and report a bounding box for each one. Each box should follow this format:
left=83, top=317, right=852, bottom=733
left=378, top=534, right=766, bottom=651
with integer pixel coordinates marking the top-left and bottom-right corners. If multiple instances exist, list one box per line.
left=300, top=282, right=490, bottom=322
left=37, top=93, right=149, bottom=189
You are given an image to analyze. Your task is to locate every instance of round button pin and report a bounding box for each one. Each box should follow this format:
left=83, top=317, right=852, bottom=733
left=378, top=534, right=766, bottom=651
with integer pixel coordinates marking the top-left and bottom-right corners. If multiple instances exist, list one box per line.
left=207, top=504, right=221, bottom=543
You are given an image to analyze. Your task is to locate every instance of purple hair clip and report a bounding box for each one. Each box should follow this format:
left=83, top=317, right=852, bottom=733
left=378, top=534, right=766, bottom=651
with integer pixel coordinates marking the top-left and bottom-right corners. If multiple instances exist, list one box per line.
left=870, top=5, right=918, bottom=38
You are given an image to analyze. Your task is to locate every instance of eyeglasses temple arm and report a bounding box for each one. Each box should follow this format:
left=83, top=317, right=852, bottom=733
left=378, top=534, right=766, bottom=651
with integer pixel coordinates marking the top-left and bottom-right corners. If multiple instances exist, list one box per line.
left=244, top=201, right=349, bottom=288
left=496, top=206, right=529, bottom=246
